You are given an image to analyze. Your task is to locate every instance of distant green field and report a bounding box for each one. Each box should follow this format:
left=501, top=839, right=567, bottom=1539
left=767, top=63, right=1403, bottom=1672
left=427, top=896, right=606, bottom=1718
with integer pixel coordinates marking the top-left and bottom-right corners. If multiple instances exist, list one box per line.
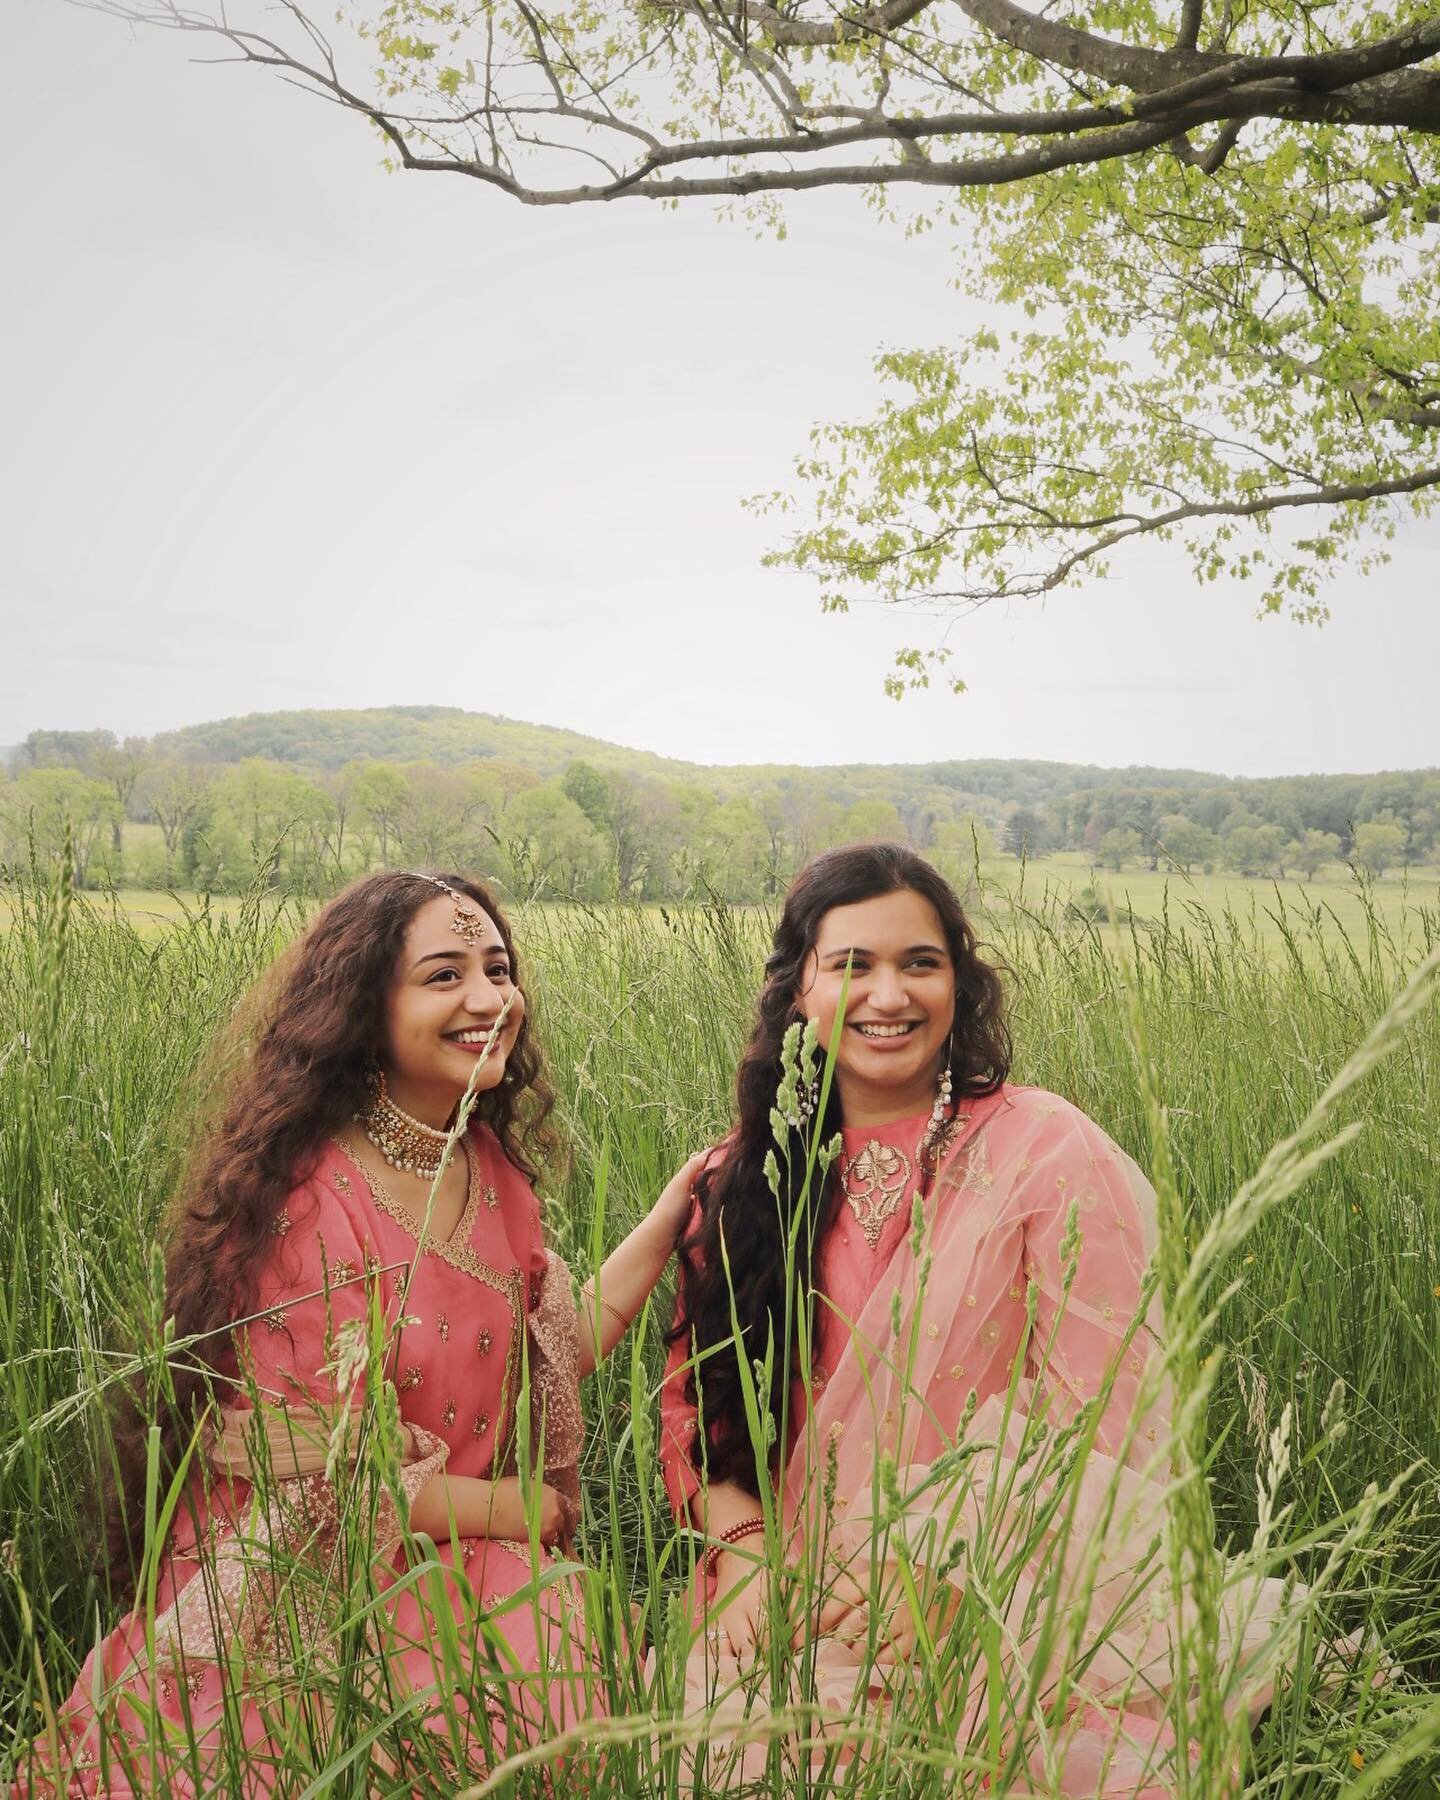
left=5, top=860, right=1438, bottom=956
left=976, top=851, right=1440, bottom=955
left=0, top=887, right=251, bottom=933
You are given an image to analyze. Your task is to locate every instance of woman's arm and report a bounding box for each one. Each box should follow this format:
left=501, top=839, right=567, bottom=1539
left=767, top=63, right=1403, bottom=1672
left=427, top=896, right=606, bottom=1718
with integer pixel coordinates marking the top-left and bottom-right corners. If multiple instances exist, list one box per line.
left=577, top=1150, right=708, bottom=1377
left=1019, top=1101, right=1168, bottom=1463
left=409, top=1472, right=566, bottom=1545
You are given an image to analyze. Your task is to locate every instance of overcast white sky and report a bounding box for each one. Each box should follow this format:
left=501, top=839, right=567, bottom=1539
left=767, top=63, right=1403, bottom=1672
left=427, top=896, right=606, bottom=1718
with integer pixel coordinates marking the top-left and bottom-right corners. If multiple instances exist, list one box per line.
left=3, top=0, right=1436, bottom=778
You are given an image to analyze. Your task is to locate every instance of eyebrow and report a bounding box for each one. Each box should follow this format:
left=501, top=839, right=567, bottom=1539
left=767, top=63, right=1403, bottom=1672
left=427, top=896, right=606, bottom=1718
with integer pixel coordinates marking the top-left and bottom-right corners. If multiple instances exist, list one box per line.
left=819, top=942, right=947, bottom=961
left=412, top=944, right=509, bottom=969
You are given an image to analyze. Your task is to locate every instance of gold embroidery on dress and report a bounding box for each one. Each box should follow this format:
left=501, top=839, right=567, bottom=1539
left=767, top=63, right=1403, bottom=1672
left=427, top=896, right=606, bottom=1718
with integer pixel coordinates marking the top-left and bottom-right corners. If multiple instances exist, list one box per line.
left=482, top=1182, right=499, bottom=1211
left=442, top=1399, right=457, bottom=1427
left=334, top=1140, right=525, bottom=1448
left=477, top=1328, right=494, bottom=1357
left=263, top=1310, right=289, bottom=1333
left=400, top=1365, right=423, bottom=1391
left=272, top=1207, right=293, bottom=1237
left=473, top=1412, right=490, bottom=1437
left=333, top=1170, right=352, bottom=1195
left=437, top=1312, right=450, bottom=1341
left=838, top=1139, right=912, bottom=1248
left=330, top=1257, right=357, bottom=1283
left=339, top=1143, right=516, bottom=1299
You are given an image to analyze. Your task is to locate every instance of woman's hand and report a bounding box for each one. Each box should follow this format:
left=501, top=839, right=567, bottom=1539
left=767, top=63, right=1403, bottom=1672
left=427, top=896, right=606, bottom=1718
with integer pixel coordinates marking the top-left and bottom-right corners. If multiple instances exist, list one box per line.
left=802, top=1558, right=960, bottom=1659
left=705, top=1544, right=772, bottom=1659
left=653, top=1149, right=709, bottom=1242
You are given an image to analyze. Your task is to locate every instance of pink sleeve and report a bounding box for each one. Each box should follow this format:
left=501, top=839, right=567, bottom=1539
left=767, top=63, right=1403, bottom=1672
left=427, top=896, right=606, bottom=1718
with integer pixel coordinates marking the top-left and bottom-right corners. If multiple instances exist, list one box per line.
left=1015, top=1102, right=1167, bottom=1464
left=658, top=1195, right=706, bottom=1521
left=155, top=1177, right=447, bottom=1672
left=235, top=1176, right=379, bottom=1409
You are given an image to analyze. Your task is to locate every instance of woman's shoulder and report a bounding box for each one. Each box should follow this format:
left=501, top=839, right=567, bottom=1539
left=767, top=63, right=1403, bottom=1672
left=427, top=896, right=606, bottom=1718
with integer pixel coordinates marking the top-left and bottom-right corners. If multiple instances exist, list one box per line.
left=466, top=1119, right=536, bottom=1197
left=991, top=1083, right=1088, bottom=1125
left=985, top=1084, right=1124, bottom=1155
left=275, top=1148, right=372, bottom=1248
left=466, top=1119, right=547, bottom=1272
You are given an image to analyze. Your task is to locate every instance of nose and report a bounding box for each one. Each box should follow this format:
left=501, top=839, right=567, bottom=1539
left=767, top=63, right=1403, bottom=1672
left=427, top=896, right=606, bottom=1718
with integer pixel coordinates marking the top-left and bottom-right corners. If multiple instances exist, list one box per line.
left=460, top=973, right=505, bottom=1019
left=867, top=964, right=909, bottom=1012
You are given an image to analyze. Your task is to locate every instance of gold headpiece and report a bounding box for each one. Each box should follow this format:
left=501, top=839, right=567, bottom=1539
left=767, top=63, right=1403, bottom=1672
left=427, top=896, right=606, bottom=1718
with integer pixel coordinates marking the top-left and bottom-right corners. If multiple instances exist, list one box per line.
left=405, top=871, right=487, bottom=946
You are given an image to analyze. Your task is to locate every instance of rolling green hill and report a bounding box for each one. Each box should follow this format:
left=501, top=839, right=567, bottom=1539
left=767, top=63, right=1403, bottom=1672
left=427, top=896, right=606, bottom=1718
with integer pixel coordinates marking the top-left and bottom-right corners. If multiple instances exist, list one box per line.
left=152, top=705, right=1226, bottom=801
left=152, top=706, right=696, bottom=779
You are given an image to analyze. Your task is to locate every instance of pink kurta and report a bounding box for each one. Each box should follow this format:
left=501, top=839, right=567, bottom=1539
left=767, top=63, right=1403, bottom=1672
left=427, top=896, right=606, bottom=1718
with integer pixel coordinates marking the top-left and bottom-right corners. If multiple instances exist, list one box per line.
left=22, top=1125, right=597, bottom=1797
left=660, top=1085, right=1296, bottom=1797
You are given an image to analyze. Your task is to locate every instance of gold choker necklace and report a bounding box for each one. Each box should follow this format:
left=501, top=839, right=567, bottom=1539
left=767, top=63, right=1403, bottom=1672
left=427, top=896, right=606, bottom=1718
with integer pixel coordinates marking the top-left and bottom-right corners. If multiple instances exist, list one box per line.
left=357, top=1070, right=452, bottom=1179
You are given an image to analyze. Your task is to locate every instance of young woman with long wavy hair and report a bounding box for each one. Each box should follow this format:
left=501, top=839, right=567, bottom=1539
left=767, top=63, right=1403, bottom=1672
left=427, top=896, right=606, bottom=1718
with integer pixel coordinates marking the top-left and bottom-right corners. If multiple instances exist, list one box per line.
left=20, top=870, right=698, bottom=1796
left=659, top=843, right=1301, bottom=1797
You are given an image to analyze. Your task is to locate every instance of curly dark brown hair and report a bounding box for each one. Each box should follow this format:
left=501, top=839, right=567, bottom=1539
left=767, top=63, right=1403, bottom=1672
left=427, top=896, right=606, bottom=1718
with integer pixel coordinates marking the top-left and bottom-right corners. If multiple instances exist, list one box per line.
left=670, top=843, right=1010, bottom=1494
left=104, top=870, right=556, bottom=1593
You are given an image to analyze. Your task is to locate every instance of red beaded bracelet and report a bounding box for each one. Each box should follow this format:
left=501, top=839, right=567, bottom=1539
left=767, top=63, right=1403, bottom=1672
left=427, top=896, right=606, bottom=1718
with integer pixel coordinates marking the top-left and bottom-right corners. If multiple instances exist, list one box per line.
left=704, top=1516, right=767, bottom=1580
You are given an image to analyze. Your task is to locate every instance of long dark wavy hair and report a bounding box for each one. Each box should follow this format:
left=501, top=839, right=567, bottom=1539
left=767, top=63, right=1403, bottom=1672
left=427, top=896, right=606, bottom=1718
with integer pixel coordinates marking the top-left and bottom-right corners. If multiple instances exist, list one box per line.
left=670, top=843, right=1010, bottom=1493
left=104, top=870, right=556, bottom=1593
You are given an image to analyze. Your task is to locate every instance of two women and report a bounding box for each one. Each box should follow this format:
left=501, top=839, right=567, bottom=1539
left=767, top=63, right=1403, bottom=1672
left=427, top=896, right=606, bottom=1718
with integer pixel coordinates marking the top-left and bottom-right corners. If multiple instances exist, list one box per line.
left=23, top=847, right=1292, bottom=1796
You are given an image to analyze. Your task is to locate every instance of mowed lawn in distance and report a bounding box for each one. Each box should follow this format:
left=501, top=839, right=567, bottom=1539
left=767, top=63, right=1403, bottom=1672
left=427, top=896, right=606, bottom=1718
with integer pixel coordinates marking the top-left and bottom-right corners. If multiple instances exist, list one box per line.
left=2, top=880, right=1438, bottom=1793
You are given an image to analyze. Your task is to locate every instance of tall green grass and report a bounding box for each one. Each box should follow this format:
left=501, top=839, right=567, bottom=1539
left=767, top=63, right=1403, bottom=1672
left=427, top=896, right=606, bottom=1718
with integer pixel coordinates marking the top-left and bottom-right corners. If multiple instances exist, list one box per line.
left=2, top=874, right=1438, bottom=1794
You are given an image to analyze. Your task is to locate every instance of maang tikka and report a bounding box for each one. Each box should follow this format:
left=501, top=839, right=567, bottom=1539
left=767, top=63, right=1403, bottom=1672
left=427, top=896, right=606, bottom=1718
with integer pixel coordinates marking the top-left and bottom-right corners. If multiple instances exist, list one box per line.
left=405, top=871, right=488, bottom=946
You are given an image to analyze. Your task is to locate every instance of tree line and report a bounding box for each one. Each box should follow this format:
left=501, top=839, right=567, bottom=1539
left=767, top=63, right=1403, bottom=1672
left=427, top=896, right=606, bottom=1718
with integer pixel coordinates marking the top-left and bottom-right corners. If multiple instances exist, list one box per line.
left=3, top=724, right=1436, bottom=901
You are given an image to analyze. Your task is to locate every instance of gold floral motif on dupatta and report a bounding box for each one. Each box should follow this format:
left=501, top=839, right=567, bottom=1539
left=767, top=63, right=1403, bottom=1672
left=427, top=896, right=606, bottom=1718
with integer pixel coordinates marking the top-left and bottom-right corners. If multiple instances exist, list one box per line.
left=838, top=1140, right=913, bottom=1248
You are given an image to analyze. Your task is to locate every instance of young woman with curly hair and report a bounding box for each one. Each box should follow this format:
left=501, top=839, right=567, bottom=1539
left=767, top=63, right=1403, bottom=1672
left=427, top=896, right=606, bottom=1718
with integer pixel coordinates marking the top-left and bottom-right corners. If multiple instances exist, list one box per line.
left=21, top=870, right=698, bottom=1796
left=659, top=843, right=1298, bottom=1797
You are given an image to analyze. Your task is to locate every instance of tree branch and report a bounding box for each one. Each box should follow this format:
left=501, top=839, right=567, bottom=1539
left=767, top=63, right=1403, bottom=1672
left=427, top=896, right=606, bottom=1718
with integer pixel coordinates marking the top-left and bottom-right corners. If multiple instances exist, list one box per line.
left=971, top=465, right=1440, bottom=600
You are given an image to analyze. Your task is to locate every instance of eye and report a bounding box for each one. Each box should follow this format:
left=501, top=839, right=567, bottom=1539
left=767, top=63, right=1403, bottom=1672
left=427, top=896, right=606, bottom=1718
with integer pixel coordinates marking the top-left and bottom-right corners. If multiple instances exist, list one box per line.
left=488, top=962, right=512, bottom=982
left=426, top=968, right=460, bottom=984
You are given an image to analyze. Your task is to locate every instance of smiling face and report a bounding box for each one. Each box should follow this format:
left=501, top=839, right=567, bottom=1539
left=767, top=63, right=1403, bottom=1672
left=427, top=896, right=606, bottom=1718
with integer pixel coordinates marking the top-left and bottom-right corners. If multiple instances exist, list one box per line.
left=381, top=893, right=526, bottom=1125
left=796, top=887, right=957, bottom=1128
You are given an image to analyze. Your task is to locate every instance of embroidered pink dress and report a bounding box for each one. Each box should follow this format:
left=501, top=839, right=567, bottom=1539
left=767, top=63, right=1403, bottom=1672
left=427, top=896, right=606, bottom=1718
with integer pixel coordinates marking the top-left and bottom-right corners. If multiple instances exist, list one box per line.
left=22, top=1124, right=596, bottom=1798
left=660, top=1085, right=1298, bottom=1798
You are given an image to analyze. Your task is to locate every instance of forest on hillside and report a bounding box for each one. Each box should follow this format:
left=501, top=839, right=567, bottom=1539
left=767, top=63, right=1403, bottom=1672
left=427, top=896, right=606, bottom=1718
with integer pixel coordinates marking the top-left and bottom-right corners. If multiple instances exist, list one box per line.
left=3, top=711, right=1435, bottom=900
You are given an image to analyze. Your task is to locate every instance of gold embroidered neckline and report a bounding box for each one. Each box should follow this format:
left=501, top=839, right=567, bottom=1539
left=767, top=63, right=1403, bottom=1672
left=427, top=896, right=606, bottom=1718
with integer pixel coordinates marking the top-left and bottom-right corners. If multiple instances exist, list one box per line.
left=331, top=1137, right=519, bottom=1299
left=343, top=1135, right=480, bottom=1249
left=837, top=1110, right=970, bottom=1248
left=838, top=1138, right=913, bottom=1248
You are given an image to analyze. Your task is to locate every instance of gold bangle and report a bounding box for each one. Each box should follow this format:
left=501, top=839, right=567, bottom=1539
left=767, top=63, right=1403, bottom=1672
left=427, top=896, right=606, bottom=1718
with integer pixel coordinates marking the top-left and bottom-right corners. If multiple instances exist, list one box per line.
left=584, top=1288, right=629, bottom=1331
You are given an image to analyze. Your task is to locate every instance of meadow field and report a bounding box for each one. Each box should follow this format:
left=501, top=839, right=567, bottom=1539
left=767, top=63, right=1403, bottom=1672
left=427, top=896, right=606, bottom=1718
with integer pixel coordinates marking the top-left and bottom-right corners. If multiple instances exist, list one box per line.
left=5, top=851, right=1438, bottom=956
left=2, top=873, right=1439, bottom=1794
